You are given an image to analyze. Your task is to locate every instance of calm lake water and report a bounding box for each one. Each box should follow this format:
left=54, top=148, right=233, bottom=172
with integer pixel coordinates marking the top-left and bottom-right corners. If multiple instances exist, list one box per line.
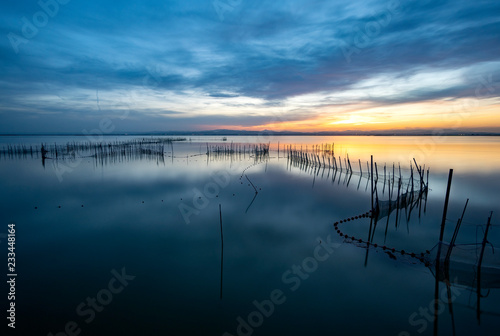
left=1, top=135, right=499, bottom=336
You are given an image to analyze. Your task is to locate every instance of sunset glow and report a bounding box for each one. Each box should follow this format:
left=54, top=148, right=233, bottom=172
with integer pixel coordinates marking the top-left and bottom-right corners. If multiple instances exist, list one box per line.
left=1, top=0, right=499, bottom=134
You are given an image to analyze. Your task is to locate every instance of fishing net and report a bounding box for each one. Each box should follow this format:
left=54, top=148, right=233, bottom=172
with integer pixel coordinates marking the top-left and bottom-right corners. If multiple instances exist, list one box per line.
left=426, top=242, right=500, bottom=289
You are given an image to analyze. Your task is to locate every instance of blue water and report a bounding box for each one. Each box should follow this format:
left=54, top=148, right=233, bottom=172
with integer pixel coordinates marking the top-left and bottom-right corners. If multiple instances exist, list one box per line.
left=1, top=136, right=499, bottom=336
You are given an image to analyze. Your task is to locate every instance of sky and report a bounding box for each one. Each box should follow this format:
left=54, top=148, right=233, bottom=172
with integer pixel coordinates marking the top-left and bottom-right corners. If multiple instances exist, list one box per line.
left=0, top=0, right=499, bottom=134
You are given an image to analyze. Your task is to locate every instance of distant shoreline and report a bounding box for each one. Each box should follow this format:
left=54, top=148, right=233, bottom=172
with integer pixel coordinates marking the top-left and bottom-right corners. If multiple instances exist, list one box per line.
left=1, top=133, right=500, bottom=137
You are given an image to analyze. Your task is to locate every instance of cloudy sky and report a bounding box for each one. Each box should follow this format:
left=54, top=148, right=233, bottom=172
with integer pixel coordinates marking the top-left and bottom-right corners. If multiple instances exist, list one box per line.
left=1, top=0, right=499, bottom=133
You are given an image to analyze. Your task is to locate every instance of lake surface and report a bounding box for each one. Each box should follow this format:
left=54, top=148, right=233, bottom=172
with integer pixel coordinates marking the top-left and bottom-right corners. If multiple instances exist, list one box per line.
left=1, top=135, right=499, bottom=336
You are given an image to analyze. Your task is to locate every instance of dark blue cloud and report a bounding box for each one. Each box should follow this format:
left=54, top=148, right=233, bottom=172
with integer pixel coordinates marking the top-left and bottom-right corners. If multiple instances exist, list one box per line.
left=0, top=0, right=499, bottom=132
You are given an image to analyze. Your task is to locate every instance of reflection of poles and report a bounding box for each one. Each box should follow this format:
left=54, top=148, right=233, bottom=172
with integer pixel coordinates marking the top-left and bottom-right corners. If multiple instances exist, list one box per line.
left=410, top=162, right=414, bottom=193
left=477, top=212, right=493, bottom=323
left=41, top=143, right=47, bottom=168
left=443, top=204, right=467, bottom=336
left=445, top=282, right=457, bottom=336
left=384, top=207, right=390, bottom=244
left=384, top=164, right=386, bottom=183
left=171, top=142, right=174, bottom=164
left=371, top=155, right=374, bottom=211
left=219, top=204, right=224, bottom=300
left=245, top=192, right=258, bottom=213
left=392, top=163, right=395, bottom=188
left=433, top=261, right=439, bottom=336
left=388, top=174, right=391, bottom=203
left=434, top=169, right=453, bottom=336
left=395, top=177, right=401, bottom=228
left=346, top=171, right=352, bottom=188
left=365, top=216, right=374, bottom=268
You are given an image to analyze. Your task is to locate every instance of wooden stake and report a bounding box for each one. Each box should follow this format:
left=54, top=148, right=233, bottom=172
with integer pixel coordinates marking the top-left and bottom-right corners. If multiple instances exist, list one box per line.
left=371, top=155, right=374, bottom=211
left=477, top=212, right=493, bottom=323
left=219, top=204, right=224, bottom=300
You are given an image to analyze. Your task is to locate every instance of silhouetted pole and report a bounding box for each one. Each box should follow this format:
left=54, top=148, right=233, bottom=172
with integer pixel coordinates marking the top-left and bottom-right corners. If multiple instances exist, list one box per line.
left=434, top=168, right=453, bottom=336
left=446, top=198, right=469, bottom=265
left=439, top=169, right=453, bottom=244
left=477, top=211, right=493, bottom=323
left=219, top=204, right=224, bottom=300
left=371, top=155, right=374, bottom=211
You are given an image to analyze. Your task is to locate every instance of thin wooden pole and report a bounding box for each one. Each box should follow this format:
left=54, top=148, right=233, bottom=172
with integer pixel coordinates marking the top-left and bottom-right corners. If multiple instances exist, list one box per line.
left=434, top=169, right=453, bottom=335
left=371, top=155, right=374, bottom=211
left=439, top=169, right=454, bottom=243
left=445, top=198, right=469, bottom=281
left=219, top=204, right=224, bottom=300
left=477, top=212, right=493, bottom=323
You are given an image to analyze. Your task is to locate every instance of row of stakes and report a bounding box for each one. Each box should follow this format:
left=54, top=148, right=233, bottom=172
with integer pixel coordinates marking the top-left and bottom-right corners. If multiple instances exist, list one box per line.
left=334, top=210, right=432, bottom=266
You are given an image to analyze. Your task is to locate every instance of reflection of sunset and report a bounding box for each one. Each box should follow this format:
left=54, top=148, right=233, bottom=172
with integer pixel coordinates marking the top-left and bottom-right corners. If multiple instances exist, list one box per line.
left=268, top=136, right=500, bottom=174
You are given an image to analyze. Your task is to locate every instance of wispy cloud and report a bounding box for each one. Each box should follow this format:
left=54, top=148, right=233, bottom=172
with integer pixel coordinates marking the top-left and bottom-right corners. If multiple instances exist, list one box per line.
left=1, top=0, right=499, bottom=132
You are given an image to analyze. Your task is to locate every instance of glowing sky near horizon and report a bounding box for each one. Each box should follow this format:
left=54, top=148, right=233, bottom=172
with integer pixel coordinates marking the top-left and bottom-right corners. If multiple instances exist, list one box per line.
left=1, top=0, right=499, bottom=133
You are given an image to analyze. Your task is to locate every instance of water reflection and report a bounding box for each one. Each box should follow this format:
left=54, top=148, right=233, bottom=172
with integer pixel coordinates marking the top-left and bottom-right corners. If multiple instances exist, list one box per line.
left=0, top=136, right=499, bottom=335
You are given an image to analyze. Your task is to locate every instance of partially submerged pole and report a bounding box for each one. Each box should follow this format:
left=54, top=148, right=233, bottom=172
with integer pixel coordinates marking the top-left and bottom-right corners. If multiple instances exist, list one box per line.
left=439, top=169, right=454, bottom=245
left=395, top=177, right=401, bottom=228
left=392, top=163, right=395, bottom=185
left=371, top=155, right=374, bottom=211
left=445, top=198, right=469, bottom=264
left=477, top=212, right=493, bottom=323
left=219, top=204, right=224, bottom=300
left=434, top=169, right=453, bottom=336
left=445, top=198, right=469, bottom=286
